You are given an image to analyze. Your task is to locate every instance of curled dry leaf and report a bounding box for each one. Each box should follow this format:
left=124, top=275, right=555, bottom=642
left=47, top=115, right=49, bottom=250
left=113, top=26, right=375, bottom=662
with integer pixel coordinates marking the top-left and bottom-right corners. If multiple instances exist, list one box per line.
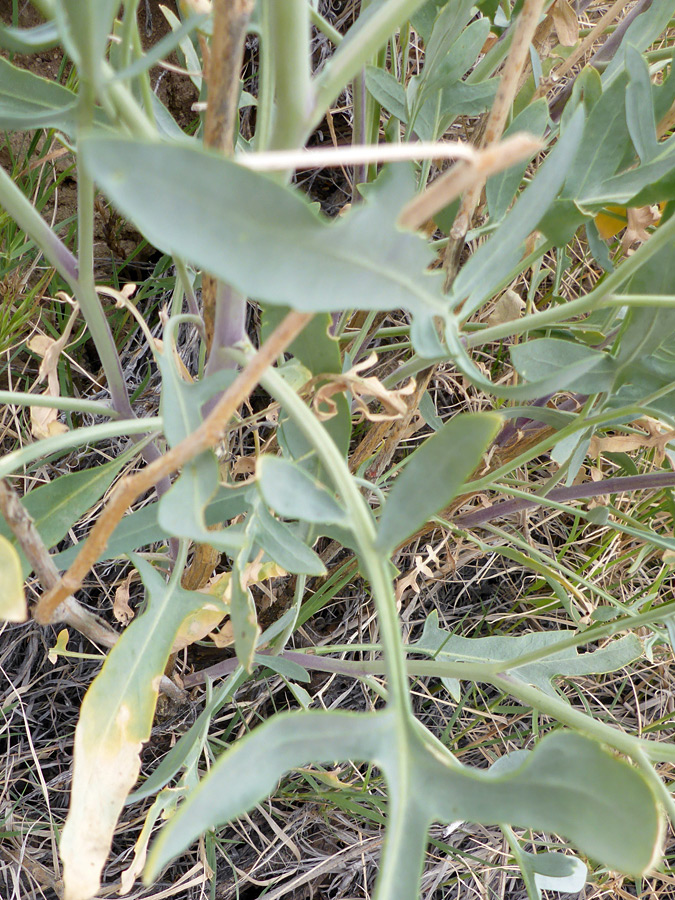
left=26, top=298, right=79, bottom=439
left=589, top=418, right=675, bottom=466
left=551, top=0, right=579, bottom=46
left=313, top=353, right=416, bottom=422
left=113, top=573, right=136, bottom=626
left=622, top=205, right=661, bottom=253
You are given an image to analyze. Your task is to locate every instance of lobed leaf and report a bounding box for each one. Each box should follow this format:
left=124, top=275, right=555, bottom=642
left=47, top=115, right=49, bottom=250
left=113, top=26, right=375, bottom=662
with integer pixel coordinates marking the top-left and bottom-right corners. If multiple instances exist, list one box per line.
left=415, top=611, right=643, bottom=696
left=80, top=137, right=448, bottom=354
left=145, top=708, right=663, bottom=895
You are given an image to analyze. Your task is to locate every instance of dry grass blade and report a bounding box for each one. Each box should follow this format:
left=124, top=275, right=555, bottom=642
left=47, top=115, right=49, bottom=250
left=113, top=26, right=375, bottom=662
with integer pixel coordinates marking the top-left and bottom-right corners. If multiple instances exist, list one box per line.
left=397, top=134, right=542, bottom=231
left=443, top=0, right=547, bottom=283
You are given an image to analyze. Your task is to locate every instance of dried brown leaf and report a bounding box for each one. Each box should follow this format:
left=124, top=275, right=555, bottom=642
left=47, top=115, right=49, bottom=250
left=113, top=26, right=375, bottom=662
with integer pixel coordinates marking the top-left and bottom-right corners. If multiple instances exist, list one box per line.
left=313, top=353, right=416, bottom=422
left=487, top=289, right=526, bottom=326
left=551, top=0, right=579, bottom=46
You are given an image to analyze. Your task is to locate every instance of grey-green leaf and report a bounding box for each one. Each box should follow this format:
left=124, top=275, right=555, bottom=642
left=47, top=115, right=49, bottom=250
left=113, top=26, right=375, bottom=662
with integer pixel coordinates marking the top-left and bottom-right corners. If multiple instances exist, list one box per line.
left=375, top=412, right=501, bottom=554
left=0, top=56, right=78, bottom=134
left=415, top=611, right=643, bottom=696
left=1, top=454, right=128, bottom=577
left=257, top=456, right=348, bottom=526
left=80, top=137, right=447, bottom=349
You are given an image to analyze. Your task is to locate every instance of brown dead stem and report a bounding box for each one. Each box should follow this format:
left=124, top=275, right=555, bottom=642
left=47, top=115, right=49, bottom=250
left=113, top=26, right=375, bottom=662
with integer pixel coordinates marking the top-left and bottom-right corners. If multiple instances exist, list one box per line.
left=0, top=479, right=118, bottom=648
left=35, top=310, right=313, bottom=624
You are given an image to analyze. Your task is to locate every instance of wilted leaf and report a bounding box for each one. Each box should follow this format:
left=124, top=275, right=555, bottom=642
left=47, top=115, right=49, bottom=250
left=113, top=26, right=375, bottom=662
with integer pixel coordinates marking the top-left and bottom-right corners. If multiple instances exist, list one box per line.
left=621, top=204, right=661, bottom=252
left=113, top=573, right=135, bottom=626
left=0, top=534, right=27, bottom=622
left=59, top=557, right=205, bottom=900
left=487, top=289, right=525, bottom=326
left=27, top=300, right=79, bottom=440
left=314, top=353, right=416, bottom=422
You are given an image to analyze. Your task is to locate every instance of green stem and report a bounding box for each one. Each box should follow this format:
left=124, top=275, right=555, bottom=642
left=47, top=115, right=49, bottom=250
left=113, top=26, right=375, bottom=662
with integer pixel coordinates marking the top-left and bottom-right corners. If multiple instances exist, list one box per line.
left=254, top=0, right=274, bottom=151
left=0, top=390, right=120, bottom=417
left=465, top=210, right=675, bottom=348
left=311, top=0, right=427, bottom=139
left=491, top=673, right=675, bottom=763
left=309, top=7, right=343, bottom=45
left=75, top=79, right=133, bottom=418
left=266, top=0, right=314, bottom=152
left=260, top=365, right=412, bottom=716
left=0, top=164, right=79, bottom=285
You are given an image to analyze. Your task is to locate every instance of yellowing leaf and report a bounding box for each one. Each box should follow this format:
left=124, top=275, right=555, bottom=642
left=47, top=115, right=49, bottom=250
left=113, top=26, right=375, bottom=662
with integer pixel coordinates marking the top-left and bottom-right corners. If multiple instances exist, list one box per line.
left=594, top=205, right=627, bottom=240
left=48, top=628, right=70, bottom=664
left=0, top=534, right=27, bottom=622
left=171, top=596, right=229, bottom=652
left=60, top=557, right=205, bottom=900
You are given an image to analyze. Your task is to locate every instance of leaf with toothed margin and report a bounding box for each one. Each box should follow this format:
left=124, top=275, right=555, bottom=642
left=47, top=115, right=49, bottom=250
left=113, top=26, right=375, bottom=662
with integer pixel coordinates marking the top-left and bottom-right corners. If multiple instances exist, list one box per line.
left=79, top=136, right=449, bottom=356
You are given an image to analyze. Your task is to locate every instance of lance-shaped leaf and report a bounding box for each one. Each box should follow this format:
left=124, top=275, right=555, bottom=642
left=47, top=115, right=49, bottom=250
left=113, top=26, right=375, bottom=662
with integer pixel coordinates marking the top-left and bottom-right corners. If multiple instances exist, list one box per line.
left=54, top=0, right=120, bottom=86
left=414, top=611, right=643, bottom=696
left=0, top=56, right=78, bottom=134
left=375, top=412, right=501, bottom=554
left=156, top=344, right=243, bottom=553
left=510, top=338, right=616, bottom=395
left=449, top=107, right=585, bottom=316
left=144, top=710, right=391, bottom=881
left=79, top=137, right=447, bottom=354
left=1, top=451, right=131, bottom=577
left=0, top=20, right=60, bottom=52
left=0, top=535, right=27, bottom=623
left=59, top=557, right=206, bottom=900
left=145, top=709, right=662, bottom=896
left=52, top=484, right=251, bottom=569
left=253, top=503, right=325, bottom=576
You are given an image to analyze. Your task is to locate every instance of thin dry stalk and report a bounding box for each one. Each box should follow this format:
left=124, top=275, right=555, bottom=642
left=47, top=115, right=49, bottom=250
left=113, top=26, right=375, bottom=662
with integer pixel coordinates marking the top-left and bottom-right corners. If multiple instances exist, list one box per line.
left=442, top=0, right=547, bottom=287
left=202, top=0, right=255, bottom=354
left=35, top=310, right=313, bottom=624
left=537, top=0, right=632, bottom=92
left=397, top=134, right=542, bottom=231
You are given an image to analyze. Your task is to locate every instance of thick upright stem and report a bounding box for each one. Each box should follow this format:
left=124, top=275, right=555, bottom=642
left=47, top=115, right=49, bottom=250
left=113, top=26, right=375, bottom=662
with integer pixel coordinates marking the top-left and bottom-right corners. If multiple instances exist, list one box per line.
left=266, top=0, right=314, bottom=152
left=202, top=0, right=254, bottom=366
